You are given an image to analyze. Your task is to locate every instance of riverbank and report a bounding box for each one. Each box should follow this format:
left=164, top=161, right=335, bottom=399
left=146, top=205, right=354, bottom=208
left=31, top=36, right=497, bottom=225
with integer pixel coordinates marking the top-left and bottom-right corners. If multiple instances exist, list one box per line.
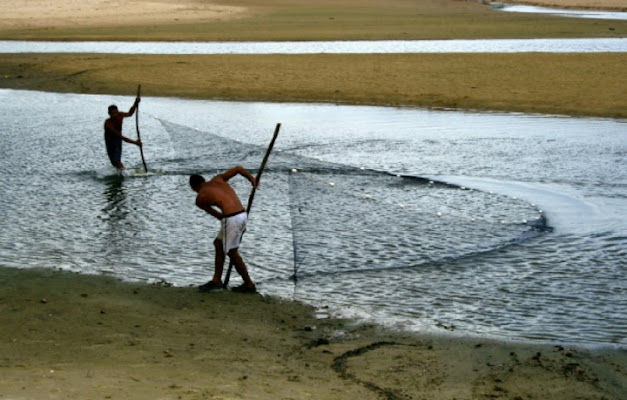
left=1, top=0, right=626, bottom=118
left=1, top=1, right=626, bottom=399
left=1, top=267, right=625, bottom=400
left=2, top=52, right=626, bottom=118
left=1, top=0, right=626, bottom=41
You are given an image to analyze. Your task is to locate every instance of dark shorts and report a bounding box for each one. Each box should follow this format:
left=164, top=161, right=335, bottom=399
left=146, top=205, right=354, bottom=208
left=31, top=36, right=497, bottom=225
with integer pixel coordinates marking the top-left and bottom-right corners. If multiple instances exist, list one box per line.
left=105, top=134, right=122, bottom=163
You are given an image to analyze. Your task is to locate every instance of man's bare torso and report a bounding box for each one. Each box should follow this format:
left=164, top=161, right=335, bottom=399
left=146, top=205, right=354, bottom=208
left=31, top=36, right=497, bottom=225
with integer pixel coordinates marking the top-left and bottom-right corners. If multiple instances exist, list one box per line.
left=196, top=177, right=244, bottom=217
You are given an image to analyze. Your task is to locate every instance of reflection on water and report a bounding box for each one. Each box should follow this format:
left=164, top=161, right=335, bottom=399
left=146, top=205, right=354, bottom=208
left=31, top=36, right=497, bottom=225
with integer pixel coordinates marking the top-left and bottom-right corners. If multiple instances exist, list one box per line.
left=100, top=176, right=134, bottom=266
left=102, top=175, right=128, bottom=223
left=0, top=89, right=625, bottom=348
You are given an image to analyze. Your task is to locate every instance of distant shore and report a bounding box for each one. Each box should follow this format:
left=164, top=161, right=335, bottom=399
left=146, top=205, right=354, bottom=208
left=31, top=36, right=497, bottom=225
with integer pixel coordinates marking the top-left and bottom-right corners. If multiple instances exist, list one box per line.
left=2, top=51, right=625, bottom=118
left=1, top=0, right=625, bottom=118
left=1, top=1, right=626, bottom=399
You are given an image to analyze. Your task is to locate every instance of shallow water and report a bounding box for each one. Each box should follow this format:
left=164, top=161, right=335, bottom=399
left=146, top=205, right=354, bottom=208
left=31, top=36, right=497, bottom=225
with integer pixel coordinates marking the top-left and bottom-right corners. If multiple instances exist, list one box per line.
left=1, top=38, right=626, bottom=54
left=1, top=89, right=625, bottom=348
left=494, top=3, right=627, bottom=21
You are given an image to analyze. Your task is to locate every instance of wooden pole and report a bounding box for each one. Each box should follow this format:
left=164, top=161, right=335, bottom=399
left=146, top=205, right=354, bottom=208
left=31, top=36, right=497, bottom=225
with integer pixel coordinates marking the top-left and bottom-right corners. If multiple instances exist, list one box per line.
left=135, top=84, right=148, bottom=173
left=224, top=123, right=281, bottom=288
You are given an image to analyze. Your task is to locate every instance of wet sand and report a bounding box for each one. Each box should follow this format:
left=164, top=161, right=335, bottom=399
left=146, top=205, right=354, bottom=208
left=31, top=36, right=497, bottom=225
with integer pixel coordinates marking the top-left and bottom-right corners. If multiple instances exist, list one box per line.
left=2, top=52, right=625, bottom=118
left=2, top=267, right=625, bottom=400
left=1, top=1, right=626, bottom=399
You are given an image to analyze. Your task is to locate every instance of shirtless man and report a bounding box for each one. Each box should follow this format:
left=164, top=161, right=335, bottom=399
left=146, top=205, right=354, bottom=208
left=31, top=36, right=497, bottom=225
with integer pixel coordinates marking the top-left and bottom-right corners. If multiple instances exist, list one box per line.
left=104, top=98, right=142, bottom=170
left=190, top=166, right=258, bottom=293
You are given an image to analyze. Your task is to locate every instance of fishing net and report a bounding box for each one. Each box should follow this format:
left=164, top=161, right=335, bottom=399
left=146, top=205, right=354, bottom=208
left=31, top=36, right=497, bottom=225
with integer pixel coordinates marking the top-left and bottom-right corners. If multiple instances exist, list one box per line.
left=287, top=169, right=548, bottom=281
left=157, top=119, right=550, bottom=283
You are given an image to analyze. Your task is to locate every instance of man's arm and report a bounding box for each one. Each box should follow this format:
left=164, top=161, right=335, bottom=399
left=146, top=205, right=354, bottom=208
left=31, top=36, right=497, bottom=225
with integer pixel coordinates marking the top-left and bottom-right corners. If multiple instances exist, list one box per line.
left=220, top=165, right=257, bottom=188
left=195, top=198, right=223, bottom=220
left=104, top=119, right=142, bottom=146
left=123, top=97, right=140, bottom=117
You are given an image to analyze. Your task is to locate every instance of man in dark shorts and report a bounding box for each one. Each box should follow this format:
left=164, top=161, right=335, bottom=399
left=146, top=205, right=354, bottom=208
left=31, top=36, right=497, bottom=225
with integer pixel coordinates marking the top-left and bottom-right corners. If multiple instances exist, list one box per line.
left=189, top=166, right=258, bottom=293
left=104, top=98, right=142, bottom=170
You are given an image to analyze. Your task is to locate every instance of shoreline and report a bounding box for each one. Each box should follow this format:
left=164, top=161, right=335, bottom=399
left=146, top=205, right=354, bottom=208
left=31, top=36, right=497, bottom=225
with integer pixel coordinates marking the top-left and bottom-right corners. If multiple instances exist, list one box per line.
left=1, top=1, right=626, bottom=398
left=2, top=52, right=625, bottom=119
left=1, top=0, right=626, bottom=118
left=2, top=266, right=625, bottom=400
left=2, top=0, right=626, bottom=42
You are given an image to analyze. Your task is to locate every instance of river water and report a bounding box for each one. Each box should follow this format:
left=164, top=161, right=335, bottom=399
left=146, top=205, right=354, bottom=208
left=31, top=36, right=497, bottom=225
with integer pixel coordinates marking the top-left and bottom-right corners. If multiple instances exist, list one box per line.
left=1, top=38, right=626, bottom=54
left=1, top=89, right=625, bottom=349
left=495, top=3, right=627, bottom=21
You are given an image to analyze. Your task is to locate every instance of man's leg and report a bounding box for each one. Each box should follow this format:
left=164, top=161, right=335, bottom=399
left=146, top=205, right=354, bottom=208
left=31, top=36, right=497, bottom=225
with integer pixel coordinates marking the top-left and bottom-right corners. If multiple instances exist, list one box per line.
left=111, top=160, right=125, bottom=170
left=106, top=139, right=124, bottom=170
left=213, top=238, right=225, bottom=283
left=199, top=239, right=225, bottom=291
left=228, top=249, right=255, bottom=289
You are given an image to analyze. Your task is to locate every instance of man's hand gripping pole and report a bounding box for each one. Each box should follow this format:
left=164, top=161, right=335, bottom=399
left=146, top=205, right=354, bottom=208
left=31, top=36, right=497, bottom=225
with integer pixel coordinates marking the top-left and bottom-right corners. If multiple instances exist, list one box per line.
left=223, top=123, right=281, bottom=288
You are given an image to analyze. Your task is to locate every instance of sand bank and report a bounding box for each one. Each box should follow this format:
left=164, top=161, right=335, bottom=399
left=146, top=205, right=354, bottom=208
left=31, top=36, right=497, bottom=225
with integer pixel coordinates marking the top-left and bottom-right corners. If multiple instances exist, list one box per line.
left=1, top=0, right=625, bottom=117
left=0, top=0, right=248, bottom=30
left=1, top=0, right=625, bottom=41
left=2, top=52, right=626, bottom=118
left=1, top=267, right=625, bottom=400
left=2, top=0, right=624, bottom=32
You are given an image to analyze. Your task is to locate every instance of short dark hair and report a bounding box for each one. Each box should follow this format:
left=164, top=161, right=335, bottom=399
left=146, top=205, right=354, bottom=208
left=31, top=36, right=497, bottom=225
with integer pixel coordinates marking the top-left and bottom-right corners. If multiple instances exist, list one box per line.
left=108, top=105, right=118, bottom=112
left=189, top=174, right=205, bottom=189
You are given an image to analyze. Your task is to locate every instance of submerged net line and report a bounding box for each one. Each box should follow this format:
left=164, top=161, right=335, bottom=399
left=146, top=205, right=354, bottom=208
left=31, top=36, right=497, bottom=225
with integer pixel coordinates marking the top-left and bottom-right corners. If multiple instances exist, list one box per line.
left=156, top=118, right=551, bottom=283
left=289, top=168, right=545, bottom=226
left=287, top=170, right=549, bottom=281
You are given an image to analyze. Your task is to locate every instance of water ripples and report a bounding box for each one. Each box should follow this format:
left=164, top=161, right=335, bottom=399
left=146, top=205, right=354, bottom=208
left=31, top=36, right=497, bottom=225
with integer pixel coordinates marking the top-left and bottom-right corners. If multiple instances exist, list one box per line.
left=1, top=38, right=626, bottom=54
left=1, top=89, right=625, bottom=348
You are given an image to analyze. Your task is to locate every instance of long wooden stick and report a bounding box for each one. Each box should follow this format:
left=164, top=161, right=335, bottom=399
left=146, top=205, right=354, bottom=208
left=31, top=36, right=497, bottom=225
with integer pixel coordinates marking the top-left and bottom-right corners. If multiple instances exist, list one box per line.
left=224, top=123, right=281, bottom=288
left=135, top=84, right=148, bottom=173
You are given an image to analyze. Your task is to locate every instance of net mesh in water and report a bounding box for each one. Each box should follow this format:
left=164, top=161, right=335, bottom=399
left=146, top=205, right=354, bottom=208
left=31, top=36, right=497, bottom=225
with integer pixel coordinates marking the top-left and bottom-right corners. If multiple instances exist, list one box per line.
left=287, top=168, right=548, bottom=281
left=157, top=119, right=550, bottom=282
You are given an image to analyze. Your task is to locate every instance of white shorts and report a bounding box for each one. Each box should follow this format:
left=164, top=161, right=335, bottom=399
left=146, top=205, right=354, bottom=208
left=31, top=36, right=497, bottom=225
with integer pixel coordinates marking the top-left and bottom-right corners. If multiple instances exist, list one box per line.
left=216, top=211, right=247, bottom=254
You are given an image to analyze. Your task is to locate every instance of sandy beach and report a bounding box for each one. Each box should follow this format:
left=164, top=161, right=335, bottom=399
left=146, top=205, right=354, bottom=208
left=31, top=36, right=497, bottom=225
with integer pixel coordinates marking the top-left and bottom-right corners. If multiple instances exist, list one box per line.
left=1, top=1, right=626, bottom=399
left=1, top=0, right=626, bottom=118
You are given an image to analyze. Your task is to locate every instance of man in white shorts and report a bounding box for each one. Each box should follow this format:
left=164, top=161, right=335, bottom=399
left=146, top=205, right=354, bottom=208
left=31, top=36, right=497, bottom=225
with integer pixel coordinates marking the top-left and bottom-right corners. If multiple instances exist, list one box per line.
left=189, top=166, right=257, bottom=293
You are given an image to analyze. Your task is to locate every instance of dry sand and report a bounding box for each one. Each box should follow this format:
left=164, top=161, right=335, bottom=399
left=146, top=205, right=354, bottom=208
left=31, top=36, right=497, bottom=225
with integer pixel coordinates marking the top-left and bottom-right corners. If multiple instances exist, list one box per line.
left=1, top=1, right=626, bottom=399
left=1, top=0, right=626, bottom=118
left=2, top=0, right=626, bottom=41
left=0, top=0, right=248, bottom=30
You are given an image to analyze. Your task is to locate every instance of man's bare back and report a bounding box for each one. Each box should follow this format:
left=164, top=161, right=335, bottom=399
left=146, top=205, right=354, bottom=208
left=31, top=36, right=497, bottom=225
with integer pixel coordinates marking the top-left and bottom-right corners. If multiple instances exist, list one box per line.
left=195, top=177, right=245, bottom=218
left=190, top=166, right=257, bottom=219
